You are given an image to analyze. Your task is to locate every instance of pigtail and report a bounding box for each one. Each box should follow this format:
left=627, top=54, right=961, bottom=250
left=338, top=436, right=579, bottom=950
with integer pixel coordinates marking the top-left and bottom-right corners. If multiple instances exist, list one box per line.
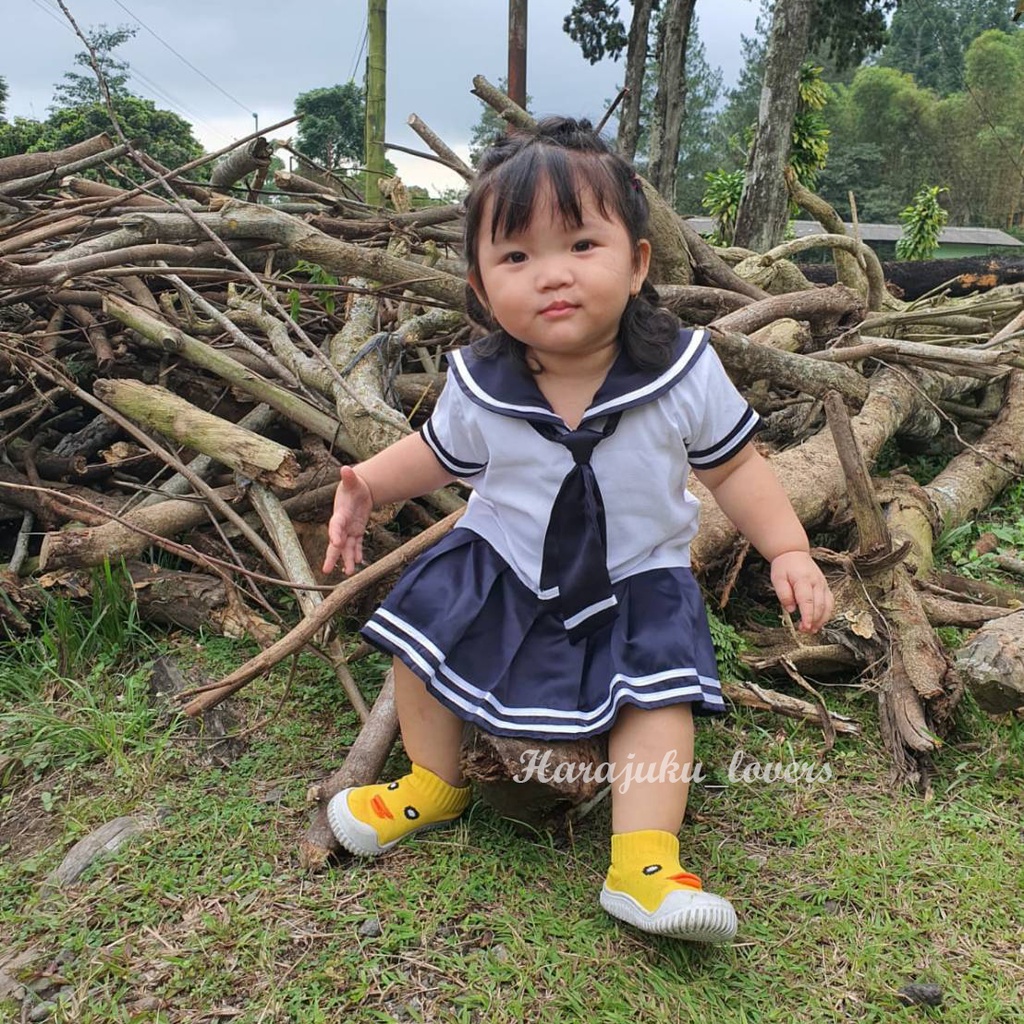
left=618, top=278, right=680, bottom=371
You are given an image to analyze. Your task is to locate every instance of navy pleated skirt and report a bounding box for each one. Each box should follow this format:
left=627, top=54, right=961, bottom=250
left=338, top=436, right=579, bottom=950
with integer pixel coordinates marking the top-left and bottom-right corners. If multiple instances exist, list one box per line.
left=361, top=527, right=726, bottom=740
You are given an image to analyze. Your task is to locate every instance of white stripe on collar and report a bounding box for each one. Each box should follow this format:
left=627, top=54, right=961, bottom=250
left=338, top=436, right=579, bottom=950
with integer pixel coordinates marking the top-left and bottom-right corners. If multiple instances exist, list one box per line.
left=583, top=328, right=708, bottom=420
left=449, top=348, right=558, bottom=421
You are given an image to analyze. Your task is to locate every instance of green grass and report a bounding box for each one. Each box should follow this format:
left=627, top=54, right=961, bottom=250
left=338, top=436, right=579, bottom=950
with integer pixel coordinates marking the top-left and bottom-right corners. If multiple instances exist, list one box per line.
left=1, top=562, right=1023, bottom=1022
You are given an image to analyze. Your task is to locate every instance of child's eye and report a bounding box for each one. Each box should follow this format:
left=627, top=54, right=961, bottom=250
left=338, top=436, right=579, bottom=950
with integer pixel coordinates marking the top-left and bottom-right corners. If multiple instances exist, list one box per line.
left=502, top=251, right=527, bottom=264
left=572, top=240, right=595, bottom=252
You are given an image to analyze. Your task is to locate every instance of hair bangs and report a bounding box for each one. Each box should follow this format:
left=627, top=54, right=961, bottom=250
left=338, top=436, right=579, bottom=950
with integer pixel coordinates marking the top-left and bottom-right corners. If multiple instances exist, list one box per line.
left=486, top=147, right=627, bottom=243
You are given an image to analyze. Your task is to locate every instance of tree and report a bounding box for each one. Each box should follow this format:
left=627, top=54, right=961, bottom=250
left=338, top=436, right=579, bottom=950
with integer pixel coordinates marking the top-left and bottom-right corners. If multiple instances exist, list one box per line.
left=733, top=0, right=815, bottom=251
left=809, top=0, right=895, bottom=71
left=564, top=0, right=697, bottom=203
left=52, top=25, right=135, bottom=108
left=647, top=0, right=697, bottom=203
left=0, top=25, right=202, bottom=176
left=880, top=0, right=1019, bottom=96
left=818, top=66, right=939, bottom=222
left=44, top=96, right=202, bottom=172
left=563, top=0, right=656, bottom=163
left=0, top=75, right=8, bottom=120
left=671, top=24, right=723, bottom=214
left=294, top=83, right=365, bottom=169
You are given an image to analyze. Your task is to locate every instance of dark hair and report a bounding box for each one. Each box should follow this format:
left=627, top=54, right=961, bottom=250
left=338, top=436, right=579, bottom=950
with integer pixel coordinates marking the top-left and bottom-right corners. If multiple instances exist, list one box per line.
left=463, top=116, right=679, bottom=372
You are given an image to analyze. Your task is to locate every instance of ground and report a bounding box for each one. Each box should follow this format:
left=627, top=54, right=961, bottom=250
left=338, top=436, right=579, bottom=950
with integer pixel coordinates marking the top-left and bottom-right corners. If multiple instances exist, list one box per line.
left=1, top=543, right=1023, bottom=1023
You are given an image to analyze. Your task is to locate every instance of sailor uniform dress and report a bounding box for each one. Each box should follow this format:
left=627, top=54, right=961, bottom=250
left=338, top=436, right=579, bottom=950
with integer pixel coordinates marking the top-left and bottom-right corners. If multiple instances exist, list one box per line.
left=361, top=328, right=760, bottom=739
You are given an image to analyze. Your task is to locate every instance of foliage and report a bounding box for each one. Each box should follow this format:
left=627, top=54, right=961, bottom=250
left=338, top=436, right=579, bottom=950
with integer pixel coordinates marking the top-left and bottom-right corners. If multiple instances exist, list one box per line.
left=0, top=74, right=7, bottom=120
left=51, top=24, right=135, bottom=108
left=701, top=168, right=745, bottom=244
left=670, top=24, right=724, bottom=214
left=880, top=0, right=1019, bottom=96
left=294, top=82, right=364, bottom=170
left=562, top=0, right=631, bottom=64
left=896, top=185, right=950, bottom=259
left=809, top=0, right=895, bottom=71
left=0, top=23, right=202, bottom=175
left=702, top=63, right=831, bottom=240
left=705, top=605, right=749, bottom=681
left=788, top=64, right=833, bottom=190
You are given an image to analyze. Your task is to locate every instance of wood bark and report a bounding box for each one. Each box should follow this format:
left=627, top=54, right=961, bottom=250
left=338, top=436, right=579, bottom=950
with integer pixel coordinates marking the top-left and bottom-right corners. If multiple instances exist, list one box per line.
left=648, top=0, right=696, bottom=204
left=733, top=0, right=814, bottom=252
left=92, top=379, right=299, bottom=489
left=209, top=138, right=273, bottom=190
left=954, top=611, right=1024, bottom=713
left=0, top=133, right=114, bottom=183
left=38, top=485, right=238, bottom=572
left=616, top=0, right=656, bottom=163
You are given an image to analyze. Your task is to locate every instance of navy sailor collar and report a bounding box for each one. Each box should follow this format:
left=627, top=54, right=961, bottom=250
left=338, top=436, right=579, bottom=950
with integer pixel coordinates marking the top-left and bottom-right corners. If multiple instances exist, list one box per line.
left=447, top=328, right=709, bottom=427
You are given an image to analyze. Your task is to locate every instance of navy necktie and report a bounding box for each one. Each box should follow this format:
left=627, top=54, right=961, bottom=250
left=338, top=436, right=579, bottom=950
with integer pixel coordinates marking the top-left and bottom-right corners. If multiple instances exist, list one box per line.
left=534, top=413, right=622, bottom=643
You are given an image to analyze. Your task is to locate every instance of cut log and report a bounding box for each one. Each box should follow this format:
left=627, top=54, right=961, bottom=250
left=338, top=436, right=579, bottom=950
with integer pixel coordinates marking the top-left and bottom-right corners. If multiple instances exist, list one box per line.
left=0, top=133, right=114, bottom=184
left=209, top=138, right=273, bottom=190
left=461, top=730, right=608, bottom=829
left=39, top=486, right=238, bottom=572
left=92, top=379, right=299, bottom=489
left=954, top=610, right=1024, bottom=713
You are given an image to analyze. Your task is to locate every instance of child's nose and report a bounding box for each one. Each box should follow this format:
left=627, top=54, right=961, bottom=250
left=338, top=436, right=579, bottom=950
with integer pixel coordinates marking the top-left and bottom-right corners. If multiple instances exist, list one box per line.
left=536, top=256, right=573, bottom=289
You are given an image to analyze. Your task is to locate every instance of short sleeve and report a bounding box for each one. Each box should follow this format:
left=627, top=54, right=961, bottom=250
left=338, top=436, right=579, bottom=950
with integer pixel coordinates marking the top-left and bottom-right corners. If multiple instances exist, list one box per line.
left=419, top=369, right=489, bottom=478
left=679, top=342, right=760, bottom=469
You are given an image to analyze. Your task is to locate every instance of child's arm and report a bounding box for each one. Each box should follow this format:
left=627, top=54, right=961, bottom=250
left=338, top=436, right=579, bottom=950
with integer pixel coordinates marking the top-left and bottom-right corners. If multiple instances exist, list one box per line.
left=323, top=433, right=458, bottom=576
left=692, top=443, right=833, bottom=632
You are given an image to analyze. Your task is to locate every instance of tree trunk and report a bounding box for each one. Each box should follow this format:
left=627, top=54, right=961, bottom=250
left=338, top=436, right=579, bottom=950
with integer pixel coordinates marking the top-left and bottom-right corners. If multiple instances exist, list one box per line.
left=733, top=0, right=814, bottom=251
left=649, top=0, right=696, bottom=204
left=616, top=0, right=656, bottom=163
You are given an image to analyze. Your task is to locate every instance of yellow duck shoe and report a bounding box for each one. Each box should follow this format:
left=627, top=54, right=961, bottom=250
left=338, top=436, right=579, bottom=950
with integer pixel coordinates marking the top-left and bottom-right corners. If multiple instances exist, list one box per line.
left=600, top=829, right=737, bottom=942
left=327, top=763, right=471, bottom=857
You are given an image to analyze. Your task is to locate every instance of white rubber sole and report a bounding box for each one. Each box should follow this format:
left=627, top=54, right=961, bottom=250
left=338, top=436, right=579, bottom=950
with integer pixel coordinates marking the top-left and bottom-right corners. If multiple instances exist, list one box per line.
left=326, top=789, right=455, bottom=857
left=600, top=885, right=738, bottom=942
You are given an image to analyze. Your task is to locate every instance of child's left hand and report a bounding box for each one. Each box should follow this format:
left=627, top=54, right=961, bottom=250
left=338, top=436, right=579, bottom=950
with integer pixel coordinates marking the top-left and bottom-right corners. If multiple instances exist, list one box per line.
left=770, top=551, right=834, bottom=633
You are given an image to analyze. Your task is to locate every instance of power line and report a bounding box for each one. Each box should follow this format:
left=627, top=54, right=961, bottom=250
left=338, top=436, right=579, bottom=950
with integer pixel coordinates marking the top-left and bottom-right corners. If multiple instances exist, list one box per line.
left=26, top=0, right=234, bottom=143
left=109, top=0, right=255, bottom=117
left=350, top=16, right=370, bottom=83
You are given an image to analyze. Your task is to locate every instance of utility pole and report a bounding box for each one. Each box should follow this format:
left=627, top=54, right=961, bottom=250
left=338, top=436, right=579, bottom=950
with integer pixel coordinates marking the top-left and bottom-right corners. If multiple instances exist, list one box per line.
left=508, top=0, right=527, bottom=109
left=364, top=0, right=387, bottom=207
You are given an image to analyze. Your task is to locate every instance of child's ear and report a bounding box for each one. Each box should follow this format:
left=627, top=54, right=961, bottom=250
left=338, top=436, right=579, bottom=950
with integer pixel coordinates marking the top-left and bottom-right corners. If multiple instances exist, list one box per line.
left=631, top=239, right=652, bottom=295
left=468, top=270, right=488, bottom=308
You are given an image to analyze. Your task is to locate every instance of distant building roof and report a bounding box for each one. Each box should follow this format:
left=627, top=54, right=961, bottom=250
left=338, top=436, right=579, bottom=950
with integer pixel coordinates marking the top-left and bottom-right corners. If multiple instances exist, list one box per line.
left=683, top=218, right=1023, bottom=247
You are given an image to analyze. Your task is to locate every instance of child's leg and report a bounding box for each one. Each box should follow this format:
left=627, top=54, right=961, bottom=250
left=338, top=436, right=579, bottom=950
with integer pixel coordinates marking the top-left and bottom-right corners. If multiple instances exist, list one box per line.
left=607, top=702, right=693, bottom=833
left=393, top=657, right=465, bottom=787
left=601, top=703, right=736, bottom=941
left=327, top=658, right=470, bottom=855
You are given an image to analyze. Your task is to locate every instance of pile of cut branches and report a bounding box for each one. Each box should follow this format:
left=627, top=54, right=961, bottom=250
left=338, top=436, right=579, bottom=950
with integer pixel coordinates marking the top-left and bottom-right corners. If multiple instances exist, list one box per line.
left=3, top=78, right=1024, bottom=867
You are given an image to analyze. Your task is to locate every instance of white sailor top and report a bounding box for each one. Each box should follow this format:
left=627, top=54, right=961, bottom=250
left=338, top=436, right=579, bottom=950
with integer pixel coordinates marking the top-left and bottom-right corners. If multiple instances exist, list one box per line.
left=420, top=328, right=759, bottom=639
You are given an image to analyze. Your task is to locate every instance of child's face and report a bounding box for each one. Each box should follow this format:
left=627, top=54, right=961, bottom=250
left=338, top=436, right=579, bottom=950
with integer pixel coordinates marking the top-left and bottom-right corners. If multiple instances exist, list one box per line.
left=469, top=180, right=650, bottom=362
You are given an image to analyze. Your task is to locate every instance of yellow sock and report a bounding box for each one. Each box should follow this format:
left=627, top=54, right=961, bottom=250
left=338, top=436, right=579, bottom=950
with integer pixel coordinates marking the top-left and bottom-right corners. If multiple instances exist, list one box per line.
left=344, top=763, right=471, bottom=847
left=605, top=830, right=703, bottom=913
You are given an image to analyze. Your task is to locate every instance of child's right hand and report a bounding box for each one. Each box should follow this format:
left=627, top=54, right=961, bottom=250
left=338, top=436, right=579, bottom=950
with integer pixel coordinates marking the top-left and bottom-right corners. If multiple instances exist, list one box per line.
left=323, top=466, right=374, bottom=576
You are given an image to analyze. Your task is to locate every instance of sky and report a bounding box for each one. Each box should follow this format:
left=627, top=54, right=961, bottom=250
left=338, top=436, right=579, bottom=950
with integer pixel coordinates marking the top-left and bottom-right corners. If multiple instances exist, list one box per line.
left=7, top=0, right=761, bottom=194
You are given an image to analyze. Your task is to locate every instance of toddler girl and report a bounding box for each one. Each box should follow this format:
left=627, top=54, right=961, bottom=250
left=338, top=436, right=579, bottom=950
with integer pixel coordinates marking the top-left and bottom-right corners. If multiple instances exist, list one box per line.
left=322, top=117, right=833, bottom=943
